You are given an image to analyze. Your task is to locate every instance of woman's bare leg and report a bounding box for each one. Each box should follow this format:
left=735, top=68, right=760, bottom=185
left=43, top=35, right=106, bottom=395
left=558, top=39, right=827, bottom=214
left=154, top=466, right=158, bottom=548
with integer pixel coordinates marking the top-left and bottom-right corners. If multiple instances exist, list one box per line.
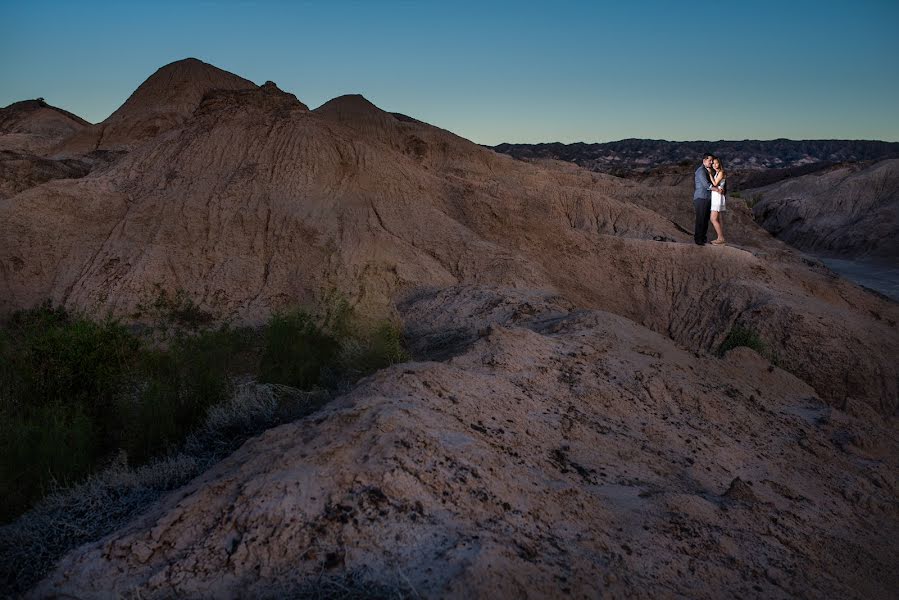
left=710, top=211, right=725, bottom=242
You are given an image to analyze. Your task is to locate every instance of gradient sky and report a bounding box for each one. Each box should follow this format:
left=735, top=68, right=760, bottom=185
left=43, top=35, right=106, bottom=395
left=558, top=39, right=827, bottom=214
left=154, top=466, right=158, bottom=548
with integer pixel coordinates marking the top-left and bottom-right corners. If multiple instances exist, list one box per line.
left=2, top=0, right=898, bottom=145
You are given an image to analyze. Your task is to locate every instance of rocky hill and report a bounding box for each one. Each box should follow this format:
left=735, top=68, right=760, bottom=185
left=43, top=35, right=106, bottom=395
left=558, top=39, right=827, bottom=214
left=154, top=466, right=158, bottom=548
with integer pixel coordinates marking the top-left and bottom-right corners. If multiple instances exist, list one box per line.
left=749, top=159, right=899, bottom=260
left=1, top=59, right=897, bottom=597
left=0, top=98, right=89, bottom=155
left=0, top=99, right=94, bottom=199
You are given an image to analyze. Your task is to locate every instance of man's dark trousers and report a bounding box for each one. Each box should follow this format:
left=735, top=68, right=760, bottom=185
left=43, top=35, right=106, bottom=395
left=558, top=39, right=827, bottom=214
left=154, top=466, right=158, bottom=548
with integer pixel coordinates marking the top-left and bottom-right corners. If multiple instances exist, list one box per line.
left=693, top=197, right=711, bottom=245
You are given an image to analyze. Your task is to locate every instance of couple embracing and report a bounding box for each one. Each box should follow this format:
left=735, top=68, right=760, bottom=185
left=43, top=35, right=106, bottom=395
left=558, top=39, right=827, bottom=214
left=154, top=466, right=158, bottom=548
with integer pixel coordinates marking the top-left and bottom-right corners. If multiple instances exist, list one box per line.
left=693, top=152, right=727, bottom=245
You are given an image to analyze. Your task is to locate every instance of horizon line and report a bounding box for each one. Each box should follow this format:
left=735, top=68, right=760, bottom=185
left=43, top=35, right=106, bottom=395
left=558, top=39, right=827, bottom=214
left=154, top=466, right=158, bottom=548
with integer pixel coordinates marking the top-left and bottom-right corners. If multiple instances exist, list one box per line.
left=7, top=95, right=899, bottom=148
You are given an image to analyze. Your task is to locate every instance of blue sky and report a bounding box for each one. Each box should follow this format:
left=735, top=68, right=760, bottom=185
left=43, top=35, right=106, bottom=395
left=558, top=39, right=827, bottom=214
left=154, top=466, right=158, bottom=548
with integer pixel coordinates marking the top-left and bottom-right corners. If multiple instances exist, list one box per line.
left=1, top=0, right=897, bottom=144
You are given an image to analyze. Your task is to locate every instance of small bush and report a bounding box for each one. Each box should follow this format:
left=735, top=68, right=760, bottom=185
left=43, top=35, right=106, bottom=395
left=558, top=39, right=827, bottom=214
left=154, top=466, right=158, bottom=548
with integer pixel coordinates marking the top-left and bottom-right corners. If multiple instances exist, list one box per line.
left=318, top=288, right=355, bottom=340
left=258, top=309, right=340, bottom=390
left=259, top=293, right=409, bottom=389
left=0, top=404, right=96, bottom=520
left=343, top=320, right=410, bottom=378
left=0, top=303, right=140, bottom=520
left=120, top=325, right=254, bottom=464
left=135, top=286, right=215, bottom=330
left=718, top=325, right=779, bottom=365
left=316, top=289, right=409, bottom=379
left=0, top=302, right=139, bottom=413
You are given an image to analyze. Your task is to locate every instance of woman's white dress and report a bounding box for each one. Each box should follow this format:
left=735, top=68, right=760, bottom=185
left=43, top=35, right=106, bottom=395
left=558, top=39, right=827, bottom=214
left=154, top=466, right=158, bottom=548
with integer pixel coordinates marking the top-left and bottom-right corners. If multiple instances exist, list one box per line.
left=711, top=177, right=726, bottom=212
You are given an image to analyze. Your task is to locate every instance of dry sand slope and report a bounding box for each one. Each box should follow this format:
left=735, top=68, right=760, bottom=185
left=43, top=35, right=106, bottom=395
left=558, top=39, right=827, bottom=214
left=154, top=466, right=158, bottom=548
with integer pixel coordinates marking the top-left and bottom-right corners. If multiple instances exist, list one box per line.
left=32, top=286, right=898, bottom=599
left=0, top=58, right=896, bottom=597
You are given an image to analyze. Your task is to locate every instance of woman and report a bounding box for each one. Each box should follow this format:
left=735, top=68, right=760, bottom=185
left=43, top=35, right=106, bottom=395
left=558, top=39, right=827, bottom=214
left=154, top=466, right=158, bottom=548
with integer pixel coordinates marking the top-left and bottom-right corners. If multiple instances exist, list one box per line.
left=709, top=156, right=727, bottom=245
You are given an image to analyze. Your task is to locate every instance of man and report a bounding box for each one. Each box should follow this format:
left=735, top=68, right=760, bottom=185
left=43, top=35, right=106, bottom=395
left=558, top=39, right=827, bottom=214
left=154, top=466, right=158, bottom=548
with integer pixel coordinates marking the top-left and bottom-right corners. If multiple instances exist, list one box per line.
left=693, top=153, right=723, bottom=245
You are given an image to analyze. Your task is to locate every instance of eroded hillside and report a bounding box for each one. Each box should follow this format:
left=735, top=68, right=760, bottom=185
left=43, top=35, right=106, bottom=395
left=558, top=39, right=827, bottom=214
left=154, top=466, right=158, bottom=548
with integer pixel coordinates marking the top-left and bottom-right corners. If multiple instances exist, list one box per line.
left=32, top=287, right=899, bottom=599
left=1, top=57, right=897, bottom=599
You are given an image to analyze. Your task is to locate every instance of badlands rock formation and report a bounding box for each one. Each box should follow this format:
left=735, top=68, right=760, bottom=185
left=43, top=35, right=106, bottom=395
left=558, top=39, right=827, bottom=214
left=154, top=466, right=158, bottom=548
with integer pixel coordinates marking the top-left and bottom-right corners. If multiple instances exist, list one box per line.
left=1, top=60, right=897, bottom=417
left=0, top=99, right=93, bottom=199
left=1, top=58, right=897, bottom=597
left=750, top=159, right=899, bottom=260
left=0, top=151, right=90, bottom=200
left=33, top=286, right=899, bottom=598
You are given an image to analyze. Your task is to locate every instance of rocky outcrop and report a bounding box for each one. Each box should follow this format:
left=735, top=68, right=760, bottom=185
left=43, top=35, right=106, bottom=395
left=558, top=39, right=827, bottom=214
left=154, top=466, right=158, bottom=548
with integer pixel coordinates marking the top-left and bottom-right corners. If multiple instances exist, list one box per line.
left=750, top=159, right=899, bottom=260
left=32, top=286, right=899, bottom=599
left=0, top=100, right=94, bottom=199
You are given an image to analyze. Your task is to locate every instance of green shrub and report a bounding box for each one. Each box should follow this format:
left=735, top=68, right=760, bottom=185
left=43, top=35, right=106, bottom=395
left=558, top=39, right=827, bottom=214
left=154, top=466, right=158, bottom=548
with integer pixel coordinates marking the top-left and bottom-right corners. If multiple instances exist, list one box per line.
left=1, top=293, right=410, bottom=524
left=345, top=320, right=410, bottom=377
left=0, top=302, right=138, bottom=412
left=718, top=325, right=779, bottom=365
left=258, top=309, right=340, bottom=390
left=135, top=286, right=214, bottom=330
left=318, top=288, right=355, bottom=340
left=0, top=305, right=250, bottom=522
left=315, top=289, right=409, bottom=378
left=0, top=404, right=95, bottom=522
left=0, top=303, right=141, bottom=521
left=120, top=326, right=253, bottom=464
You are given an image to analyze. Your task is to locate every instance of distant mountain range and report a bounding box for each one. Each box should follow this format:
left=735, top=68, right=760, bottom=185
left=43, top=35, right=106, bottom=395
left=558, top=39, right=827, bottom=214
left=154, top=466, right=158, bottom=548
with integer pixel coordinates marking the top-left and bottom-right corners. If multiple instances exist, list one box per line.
left=492, top=139, right=899, bottom=189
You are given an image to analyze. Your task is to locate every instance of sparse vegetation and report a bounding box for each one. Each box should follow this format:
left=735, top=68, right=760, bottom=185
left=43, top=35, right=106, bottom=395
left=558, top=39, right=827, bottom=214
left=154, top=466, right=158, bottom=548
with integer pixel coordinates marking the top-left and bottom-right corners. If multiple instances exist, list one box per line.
left=0, top=290, right=411, bottom=596
left=718, top=324, right=779, bottom=365
left=259, top=308, right=341, bottom=389
left=360, top=320, right=411, bottom=370
left=0, top=382, right=329, bottom=596
left=133, top=285, right=215, bottom=330
left=0, top=303, right=142, bottom=521
left=0, top=290, right=408, bottom=525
